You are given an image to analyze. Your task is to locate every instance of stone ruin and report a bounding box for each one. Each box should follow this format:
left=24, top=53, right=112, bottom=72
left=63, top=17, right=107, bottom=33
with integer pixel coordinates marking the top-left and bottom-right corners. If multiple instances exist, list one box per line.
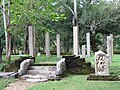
left=62, top=55, right=94, bottom=75
left=87, top=51, right=120, bottom=81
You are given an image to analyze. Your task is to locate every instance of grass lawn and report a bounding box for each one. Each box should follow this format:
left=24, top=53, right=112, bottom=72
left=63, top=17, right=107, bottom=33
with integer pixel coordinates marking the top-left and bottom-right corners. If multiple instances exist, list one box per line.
left=28, top=54, right=120, bottom=90
left=1, top=54, right=120, bottom=90
left=28, top=75, right=120, bottom=90
left=0, top=78, right=15, bottom=90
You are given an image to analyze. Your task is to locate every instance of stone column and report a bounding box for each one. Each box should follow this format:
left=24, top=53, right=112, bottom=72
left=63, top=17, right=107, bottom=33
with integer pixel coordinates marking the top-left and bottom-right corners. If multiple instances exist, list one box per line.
left=107, top=36, right=112, bottom=63
left=33, top=27, right=36, bottom=56
left=86, top=32, right=90, bottom=57
left=82, top=45, right=86, bottom=58
left=28, top=26, right=35, bottom=57
left=45, top=32, right=50, bottom=57
left=56, top=34, right=61, bottom=57
left=110, top=34, right=113, bottom=56
left=73, top=26, right=79, bottom=56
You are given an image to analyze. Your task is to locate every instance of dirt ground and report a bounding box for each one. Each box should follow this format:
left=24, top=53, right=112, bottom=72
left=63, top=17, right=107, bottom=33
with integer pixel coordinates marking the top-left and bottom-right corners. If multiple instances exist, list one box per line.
left=4, top=79, right=39, bottom=90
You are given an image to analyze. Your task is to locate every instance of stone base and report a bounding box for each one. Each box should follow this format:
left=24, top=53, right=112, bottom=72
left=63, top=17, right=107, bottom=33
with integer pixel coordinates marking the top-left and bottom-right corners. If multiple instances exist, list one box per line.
left=87, top=74, right=120, bottom=81
left=0, top=72, right=18, bottom=78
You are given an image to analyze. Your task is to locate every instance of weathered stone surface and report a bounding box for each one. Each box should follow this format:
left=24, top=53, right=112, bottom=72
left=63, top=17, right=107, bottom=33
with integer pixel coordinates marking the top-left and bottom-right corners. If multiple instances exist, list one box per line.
left=28, top=26, right=35, bottom=57
left=45, top=32, right=50, bottom=57
left=18, top=59, right=34, bottom=75
left=2, top=56, right=34, bottom=72
left=26, top=78, right=48, bottom=82
left=56, top=34, right=61, bottom=57
left=86, top=32, right=90, bottom=57
left=62, top=55, right=94, bottom=74
left=29, top=66, right=56, bottom=71
left=82, top=45, right=86, bottom=58
left=56, top=58, right=66, bottom=75
left=0, top=72, right=18, bottom=78
left=73, top=26, right=79, bottom=56
left=20, top=65, right=58, bottom=81
left=21, top=74, right=48, bottom=80
left=107, top=36, right=112, bottom=63
left=95, top=51, right=110, bottom=76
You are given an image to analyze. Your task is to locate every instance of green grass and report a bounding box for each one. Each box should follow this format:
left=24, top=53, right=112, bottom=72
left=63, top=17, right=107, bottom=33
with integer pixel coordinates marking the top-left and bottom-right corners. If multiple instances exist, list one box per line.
left=28, top=75, right=120, bottom=90
left=35, top=54, right=61, bottom=64
left=28, top=54, right=120, bottom=90
left=1, top=54, right=120, bottom=90
left=0, top=78, right=15, bottom=90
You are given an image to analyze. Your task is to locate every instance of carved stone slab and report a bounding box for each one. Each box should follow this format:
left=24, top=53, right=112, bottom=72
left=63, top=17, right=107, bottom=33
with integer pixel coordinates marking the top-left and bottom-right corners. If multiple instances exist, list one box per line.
left=95, top=51, right=110, bottom=76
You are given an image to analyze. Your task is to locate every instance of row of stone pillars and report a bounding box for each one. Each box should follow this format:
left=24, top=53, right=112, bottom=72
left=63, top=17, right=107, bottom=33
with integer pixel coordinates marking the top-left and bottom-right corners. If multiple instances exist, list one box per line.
left=28, top=26, right=61, bottom=57
left=45, top=32, right=61, bottom=58
left=28, top=25, right=113, bottom=60
left=73, top=25, right=91, bottom=58
left=28, top=25, right=91, bottom=58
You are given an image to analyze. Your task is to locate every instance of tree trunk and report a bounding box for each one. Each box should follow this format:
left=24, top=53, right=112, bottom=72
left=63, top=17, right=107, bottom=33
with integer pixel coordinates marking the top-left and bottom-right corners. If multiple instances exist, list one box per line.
left=2, top=0, right=7, bottom=55
left=6, top=33, right=11, bottom=61
left=2, top=0, right=11, bottom=61
left=91, top=34, right=98, bottom=53
left=24, top=29, right=29, bottom=54
left=0, top=39, right=3, bottom=63
left=63, top=36, right=70, bottom=53
left=6, top=0, right=11, bottom=61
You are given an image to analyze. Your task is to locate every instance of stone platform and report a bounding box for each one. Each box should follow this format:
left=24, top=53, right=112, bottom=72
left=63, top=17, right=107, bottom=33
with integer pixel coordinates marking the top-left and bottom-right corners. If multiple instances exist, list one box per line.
left=87, top=74, right=120, bottom=81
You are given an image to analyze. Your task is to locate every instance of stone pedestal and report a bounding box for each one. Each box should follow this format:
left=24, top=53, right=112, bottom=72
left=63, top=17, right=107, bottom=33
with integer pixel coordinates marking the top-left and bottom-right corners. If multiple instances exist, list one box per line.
left=56, top=34, right=60, bottom=57
left=95, top=51, right=110, bottom=76
left=73, top=26, right=79, bottom=56
left=86, top=33, right=90, bottom=57
left=28, top=26, right=35, bottom=57
left=82, top=45, right=86, bottom=58
left=45, top=32, right=50, bottom=57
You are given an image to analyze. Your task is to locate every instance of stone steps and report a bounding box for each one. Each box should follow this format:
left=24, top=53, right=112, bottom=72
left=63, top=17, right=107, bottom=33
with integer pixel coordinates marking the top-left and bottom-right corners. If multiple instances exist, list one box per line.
left=27, top=70, right=56, bottom=75
left=21, top=74, right=48, bottom=80
left=29, top=66, right=56, bottom=71
left=20, top=65, right=57, bottom=82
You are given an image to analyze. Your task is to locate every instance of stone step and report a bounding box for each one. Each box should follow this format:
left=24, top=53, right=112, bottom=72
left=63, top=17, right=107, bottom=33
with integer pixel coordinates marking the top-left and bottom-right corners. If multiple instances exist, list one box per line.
left=0, top=72, right=18, bottom=78
left=27, top=70, right=56, bottom=75
left=21, top=74, right=56, bottom=80
left=21, top=74, right=48, bottom=80
left=26, top=78, right=48, bottom=82
left=29, top=66, right=57, bottom=71
left=31, top=63, right=56, bottom=66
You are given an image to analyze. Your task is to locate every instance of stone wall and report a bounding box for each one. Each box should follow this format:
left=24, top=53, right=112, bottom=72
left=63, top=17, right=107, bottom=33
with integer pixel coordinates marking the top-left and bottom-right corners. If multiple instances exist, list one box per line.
left=62, top=55, right=94, bottom=74
left=2, top=56, right=35, bottom=72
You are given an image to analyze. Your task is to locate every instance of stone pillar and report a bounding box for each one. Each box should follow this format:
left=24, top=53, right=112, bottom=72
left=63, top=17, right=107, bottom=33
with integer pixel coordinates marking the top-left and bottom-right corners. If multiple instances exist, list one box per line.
left=73, top=26, right=79, bottom=56
left=86, top=32, right=90, bottom=57
left=82, top=45, right=86, bottom=58
left=110, top=34, right=113, bottom=56
left=45, top=32, right=50, bottom=57
left=107, top=36, right=112, bottom=63
left=33, top=27, right=36, bottom=56
left=28, top=26, right=35, bottom=57
left=56, top=34, right=61, bottom=57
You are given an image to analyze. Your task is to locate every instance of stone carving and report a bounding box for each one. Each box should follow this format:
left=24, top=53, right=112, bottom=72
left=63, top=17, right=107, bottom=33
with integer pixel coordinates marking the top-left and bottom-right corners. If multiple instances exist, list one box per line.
left=95, top=51, right=110, bottom=76
left=18, top=59, right=34, bottom=75
left=56, top=58, right=66, bottom=75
